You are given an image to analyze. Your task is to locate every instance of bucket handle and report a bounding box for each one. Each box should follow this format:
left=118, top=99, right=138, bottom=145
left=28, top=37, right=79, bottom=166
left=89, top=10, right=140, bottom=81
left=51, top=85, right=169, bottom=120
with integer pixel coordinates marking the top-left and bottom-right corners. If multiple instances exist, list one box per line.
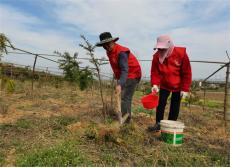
left=151, top=90, right=158, bottom=95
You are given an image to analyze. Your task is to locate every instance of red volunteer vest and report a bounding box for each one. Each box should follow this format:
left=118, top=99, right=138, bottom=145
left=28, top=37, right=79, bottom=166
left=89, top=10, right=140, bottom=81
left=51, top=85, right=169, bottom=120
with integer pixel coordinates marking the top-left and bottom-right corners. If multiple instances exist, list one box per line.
left=151, top=47, right=192, bottom=92
left=107, top=43, right=141, bottom=79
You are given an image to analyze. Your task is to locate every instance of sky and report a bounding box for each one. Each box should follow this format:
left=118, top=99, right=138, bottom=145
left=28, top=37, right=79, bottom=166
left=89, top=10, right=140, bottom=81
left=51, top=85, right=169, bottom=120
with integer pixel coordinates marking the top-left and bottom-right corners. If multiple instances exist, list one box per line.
left=0, top=0, right=230, bottom=80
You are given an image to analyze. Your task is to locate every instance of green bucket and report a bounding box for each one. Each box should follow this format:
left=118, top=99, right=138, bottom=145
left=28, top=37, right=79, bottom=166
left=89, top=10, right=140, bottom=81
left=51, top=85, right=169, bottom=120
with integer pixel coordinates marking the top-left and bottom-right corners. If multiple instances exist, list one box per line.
left=160, top=120, right=185, bottom=146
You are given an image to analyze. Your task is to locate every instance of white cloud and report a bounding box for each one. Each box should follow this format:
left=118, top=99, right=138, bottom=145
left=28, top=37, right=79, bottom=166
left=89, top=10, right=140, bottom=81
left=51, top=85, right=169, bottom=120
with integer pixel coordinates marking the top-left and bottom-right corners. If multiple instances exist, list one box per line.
left=0, top=4, right=79, bottom=69
left=52, top=0, right=188, bottom=36
left=196, top=0, right=230, bottom=20
left=0, top=0, right=230, bottom=79
left=170, top=27, right=230, bottom=60
left=0, top=4, right=81, bottom=52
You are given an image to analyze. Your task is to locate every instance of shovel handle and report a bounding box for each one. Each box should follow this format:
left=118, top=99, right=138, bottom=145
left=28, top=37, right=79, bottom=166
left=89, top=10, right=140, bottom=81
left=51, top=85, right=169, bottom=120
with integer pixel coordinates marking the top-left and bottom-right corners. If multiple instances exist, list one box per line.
left=115, top=91, right=122, bottom=123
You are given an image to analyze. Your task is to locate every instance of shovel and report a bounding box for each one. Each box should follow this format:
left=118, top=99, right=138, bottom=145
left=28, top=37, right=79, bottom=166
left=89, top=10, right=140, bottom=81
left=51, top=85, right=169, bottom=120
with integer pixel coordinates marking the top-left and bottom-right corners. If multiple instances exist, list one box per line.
left=115, top=91, right=130, bottom=124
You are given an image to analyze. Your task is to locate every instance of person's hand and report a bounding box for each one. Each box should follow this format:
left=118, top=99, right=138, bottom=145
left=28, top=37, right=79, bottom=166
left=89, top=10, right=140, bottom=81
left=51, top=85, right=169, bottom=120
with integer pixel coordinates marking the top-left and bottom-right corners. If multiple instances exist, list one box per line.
left=116, top=85, right=121, bottom=94
left=181, top=91, right=189, bottom=99
left=151, top=85, right=159, bottom=93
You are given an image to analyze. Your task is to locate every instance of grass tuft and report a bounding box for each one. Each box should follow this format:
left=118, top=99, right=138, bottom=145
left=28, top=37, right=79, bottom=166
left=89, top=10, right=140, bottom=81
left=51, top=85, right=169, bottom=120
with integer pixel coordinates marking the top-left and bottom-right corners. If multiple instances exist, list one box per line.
left=16, top=141, right=93, bottom=167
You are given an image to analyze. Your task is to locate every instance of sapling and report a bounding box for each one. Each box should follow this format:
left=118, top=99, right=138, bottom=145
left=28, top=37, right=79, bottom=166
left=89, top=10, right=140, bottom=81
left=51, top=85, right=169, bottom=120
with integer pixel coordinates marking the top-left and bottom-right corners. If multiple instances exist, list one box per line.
left=79, top=35, right=108, bottom=119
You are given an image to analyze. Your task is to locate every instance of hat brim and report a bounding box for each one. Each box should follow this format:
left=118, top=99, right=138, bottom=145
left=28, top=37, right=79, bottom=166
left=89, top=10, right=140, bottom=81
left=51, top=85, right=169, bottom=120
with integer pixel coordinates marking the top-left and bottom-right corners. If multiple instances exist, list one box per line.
left=154, top=42, right=169, bottom=50
left=95, top=37, right=119, bottom=47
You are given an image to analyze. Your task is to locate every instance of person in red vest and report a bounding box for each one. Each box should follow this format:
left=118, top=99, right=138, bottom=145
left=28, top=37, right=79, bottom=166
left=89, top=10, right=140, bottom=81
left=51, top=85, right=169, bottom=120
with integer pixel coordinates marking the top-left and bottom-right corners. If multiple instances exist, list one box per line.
left=148, top=35, right=192, bottom=132
left=96, top=32, right=142, bottom=123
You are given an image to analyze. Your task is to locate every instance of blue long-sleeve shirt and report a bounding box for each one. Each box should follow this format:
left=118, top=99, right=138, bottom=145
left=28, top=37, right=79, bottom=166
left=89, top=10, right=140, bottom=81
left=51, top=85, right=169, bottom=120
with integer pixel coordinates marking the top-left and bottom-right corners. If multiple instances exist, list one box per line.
left=117, top=51, right=128, bottom=87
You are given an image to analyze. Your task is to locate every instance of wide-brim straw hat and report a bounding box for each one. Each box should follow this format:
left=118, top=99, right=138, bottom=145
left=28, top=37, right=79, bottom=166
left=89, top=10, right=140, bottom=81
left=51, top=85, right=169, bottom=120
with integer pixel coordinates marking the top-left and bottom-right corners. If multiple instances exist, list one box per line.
left=95, top=32, right=119, bottom=47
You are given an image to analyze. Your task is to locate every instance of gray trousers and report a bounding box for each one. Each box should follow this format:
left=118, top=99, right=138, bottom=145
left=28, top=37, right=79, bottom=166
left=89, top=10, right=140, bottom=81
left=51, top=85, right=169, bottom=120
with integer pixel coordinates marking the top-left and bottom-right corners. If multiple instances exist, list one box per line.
left=121, top=78, right=140, bottom=118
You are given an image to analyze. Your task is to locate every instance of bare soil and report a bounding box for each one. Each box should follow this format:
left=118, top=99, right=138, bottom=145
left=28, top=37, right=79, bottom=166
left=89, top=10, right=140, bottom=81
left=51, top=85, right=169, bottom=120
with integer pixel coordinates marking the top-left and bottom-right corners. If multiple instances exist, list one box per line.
left=0, top=82, right=230, bottom=166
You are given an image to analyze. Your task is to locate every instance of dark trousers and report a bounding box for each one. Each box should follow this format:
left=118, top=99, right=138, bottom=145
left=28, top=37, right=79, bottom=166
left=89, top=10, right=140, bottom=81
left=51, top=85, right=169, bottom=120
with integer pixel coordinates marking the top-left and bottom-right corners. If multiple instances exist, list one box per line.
left=121, top=78, right=140, bottom=117
left=156, top=88, right=181, bottom=123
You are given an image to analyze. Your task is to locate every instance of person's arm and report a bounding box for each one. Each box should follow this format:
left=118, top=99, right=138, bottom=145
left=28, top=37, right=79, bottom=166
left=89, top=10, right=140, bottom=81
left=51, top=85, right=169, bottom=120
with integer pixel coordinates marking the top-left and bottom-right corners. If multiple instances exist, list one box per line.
left=151, top=54, right=161, bottom=86
left=181, top=50, right=192, bottom=92
left=118, top=52, right=129, bottom=87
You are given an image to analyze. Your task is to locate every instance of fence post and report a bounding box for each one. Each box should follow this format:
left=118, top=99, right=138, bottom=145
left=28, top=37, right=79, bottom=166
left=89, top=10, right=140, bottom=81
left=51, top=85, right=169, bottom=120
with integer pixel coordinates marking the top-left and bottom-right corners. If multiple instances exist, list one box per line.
left=45, top=67, right=48, bottom=87
left=203, top=82, right=206, bottom=112
left=32, top=54, right=38, bottom=91
left=110, top=76, right=115, bottom=107
left=10, top=64, right=13, bottom=78
left=224, top=64, right=230, bottom=121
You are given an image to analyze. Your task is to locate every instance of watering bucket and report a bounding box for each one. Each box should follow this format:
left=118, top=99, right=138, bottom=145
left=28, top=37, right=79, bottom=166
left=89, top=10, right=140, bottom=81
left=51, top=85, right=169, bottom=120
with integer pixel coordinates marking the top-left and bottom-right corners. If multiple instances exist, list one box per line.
left=160, top=120, right=185, bottom=146
left=141, top=92, right=159, bottom=109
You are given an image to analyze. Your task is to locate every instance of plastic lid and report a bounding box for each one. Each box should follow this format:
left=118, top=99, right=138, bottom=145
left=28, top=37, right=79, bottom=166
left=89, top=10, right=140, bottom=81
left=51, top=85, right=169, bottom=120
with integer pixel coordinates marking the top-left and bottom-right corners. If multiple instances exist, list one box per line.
left=160, top=120, right=185, bottom=129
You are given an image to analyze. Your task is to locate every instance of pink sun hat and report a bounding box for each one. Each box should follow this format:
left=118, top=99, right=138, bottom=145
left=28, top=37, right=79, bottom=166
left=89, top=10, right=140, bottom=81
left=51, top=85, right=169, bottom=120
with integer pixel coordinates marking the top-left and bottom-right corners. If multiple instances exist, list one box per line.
left=154, top=35, right=172, bottom=50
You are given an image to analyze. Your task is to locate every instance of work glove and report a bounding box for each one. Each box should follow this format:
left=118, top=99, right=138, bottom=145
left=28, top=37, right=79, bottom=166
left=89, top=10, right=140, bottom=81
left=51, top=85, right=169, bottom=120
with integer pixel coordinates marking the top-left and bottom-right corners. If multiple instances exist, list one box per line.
left=151, top=85, right=159, bottom=93
left=181, top=91, right=189, bottom=99
left=116, top=85, right=121, bottom=95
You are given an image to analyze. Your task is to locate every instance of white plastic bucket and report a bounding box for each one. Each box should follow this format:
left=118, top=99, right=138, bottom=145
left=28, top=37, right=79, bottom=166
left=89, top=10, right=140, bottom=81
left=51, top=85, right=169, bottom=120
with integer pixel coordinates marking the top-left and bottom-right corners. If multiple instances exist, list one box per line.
left=160, top=120, right=185, bottom=146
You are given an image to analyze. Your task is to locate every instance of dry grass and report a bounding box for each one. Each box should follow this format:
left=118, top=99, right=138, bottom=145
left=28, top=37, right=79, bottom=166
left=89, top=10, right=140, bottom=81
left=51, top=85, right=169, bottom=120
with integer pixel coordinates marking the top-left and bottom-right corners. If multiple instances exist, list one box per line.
left=0, top=80, right=229, bottom=166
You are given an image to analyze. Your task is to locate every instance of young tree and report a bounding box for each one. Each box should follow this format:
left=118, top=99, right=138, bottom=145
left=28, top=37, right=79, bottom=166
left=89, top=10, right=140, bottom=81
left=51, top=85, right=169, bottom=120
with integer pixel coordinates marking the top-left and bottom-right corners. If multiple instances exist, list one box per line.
left=78, top=67, right=93, bottom=91
left=79, top=35, right=108, bottom=119
left=56, top=51, right=81, bottom=82
left=0, top=33, right=14, bottom=61
left=0, top=33, right=15, bottom=94
left=56, top=51, right=93, bottom=90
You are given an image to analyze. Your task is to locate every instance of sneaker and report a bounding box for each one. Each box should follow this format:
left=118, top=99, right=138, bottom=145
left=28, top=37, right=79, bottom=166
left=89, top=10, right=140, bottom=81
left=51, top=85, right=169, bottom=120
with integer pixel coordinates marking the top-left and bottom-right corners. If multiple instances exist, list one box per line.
left=147, top=123, right=160, bottom=132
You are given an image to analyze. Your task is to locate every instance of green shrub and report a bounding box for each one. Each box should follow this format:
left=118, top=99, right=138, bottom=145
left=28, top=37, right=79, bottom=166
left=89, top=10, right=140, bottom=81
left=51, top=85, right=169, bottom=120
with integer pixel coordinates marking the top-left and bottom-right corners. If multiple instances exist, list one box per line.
left=56, top=51, right=93, bottom=90
left=6, top=79, right=16, bottom=93
left=78, top=68, right=93, bottom=91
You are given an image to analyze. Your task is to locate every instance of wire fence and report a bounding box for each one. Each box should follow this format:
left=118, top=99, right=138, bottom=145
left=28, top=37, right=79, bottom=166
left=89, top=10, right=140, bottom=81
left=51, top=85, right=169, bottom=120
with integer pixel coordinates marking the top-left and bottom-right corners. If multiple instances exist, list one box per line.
left=1, top=45, right=230, bottom=122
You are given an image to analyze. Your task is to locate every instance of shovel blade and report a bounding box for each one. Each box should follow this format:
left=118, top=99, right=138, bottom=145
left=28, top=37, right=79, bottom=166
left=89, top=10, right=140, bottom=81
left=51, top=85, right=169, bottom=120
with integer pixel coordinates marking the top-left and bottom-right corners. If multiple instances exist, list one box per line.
left=120, top=113, right=130, bottom=124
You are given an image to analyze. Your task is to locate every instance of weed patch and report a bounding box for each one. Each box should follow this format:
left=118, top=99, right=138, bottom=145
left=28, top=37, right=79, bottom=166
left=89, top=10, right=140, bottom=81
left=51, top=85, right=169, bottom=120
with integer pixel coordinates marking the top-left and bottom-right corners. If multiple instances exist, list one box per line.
left=49, top=116, right=79, bottom=131
left=0, top=152, right=5, bottom=166
left=16, top=141, right=93, bottom=167
left=133, top=106, right=155, bottom=116
left=16, top=119, right=33, bottom=129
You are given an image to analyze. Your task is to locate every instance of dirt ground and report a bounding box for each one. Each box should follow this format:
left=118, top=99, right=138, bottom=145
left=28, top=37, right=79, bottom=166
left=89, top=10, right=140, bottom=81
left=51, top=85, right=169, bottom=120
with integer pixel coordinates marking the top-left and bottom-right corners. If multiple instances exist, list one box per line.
left=0, top=82, right=230, bottom=166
